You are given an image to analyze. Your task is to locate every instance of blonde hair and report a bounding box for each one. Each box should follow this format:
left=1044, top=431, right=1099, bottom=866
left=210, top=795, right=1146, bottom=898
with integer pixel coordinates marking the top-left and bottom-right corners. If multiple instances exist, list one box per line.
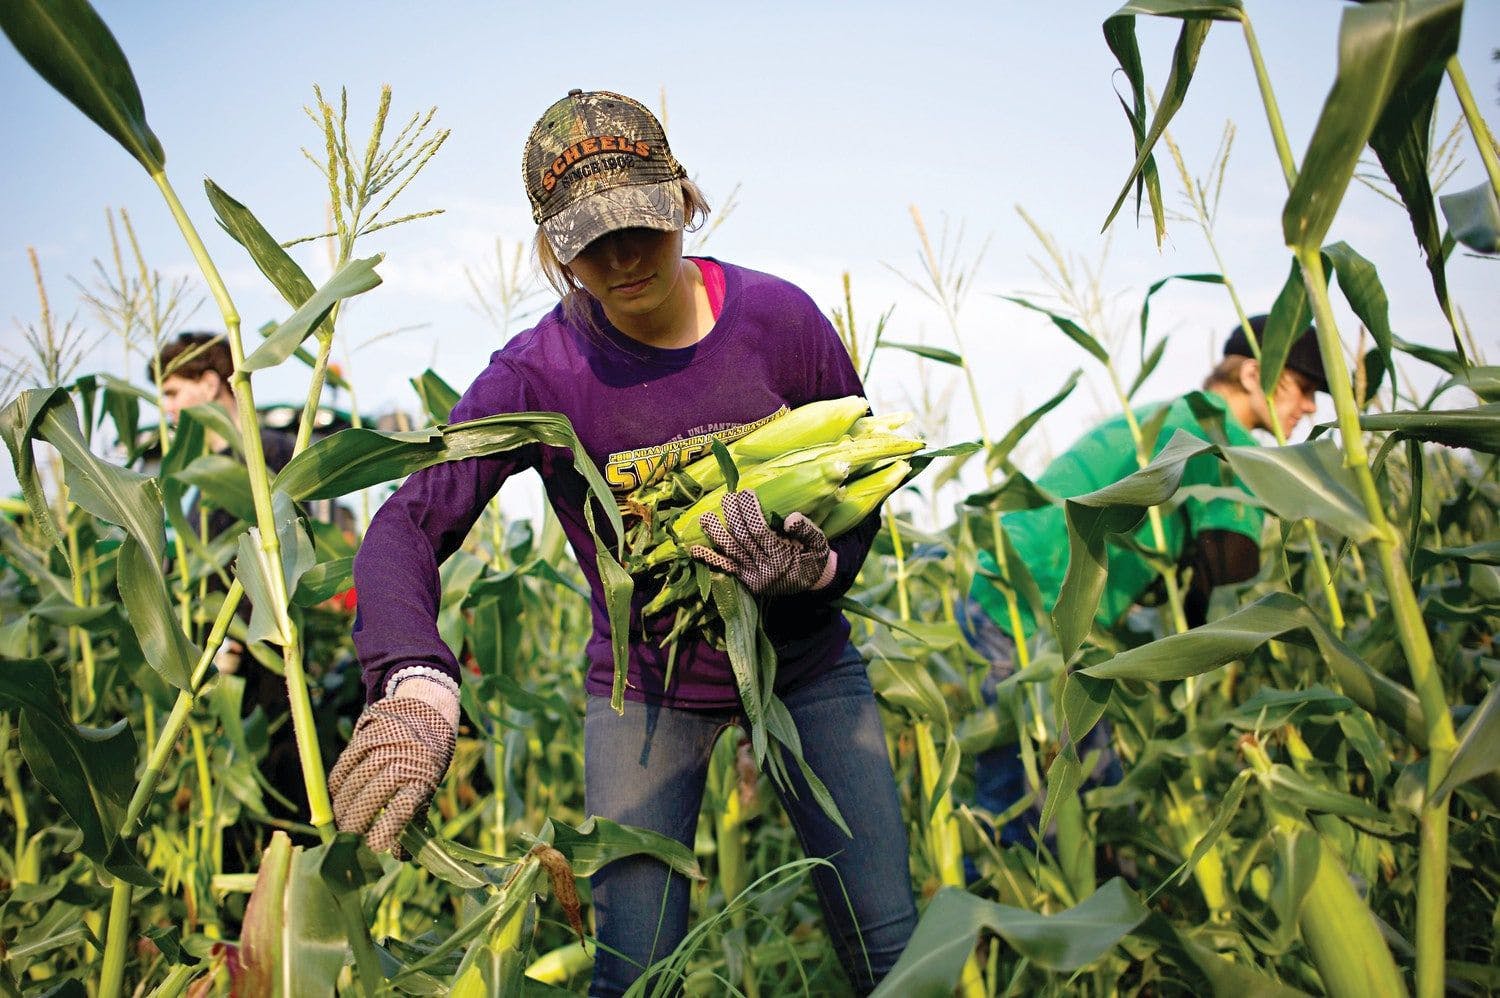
left=533, top=178, right=712, bottom=327
left=1203, top=354, right=1254, bottom=392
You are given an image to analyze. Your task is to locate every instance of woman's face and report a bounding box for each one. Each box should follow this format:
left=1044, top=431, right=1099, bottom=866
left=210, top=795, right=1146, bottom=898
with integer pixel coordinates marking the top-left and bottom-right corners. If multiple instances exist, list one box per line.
left=566, top=226, right=685, bottom=323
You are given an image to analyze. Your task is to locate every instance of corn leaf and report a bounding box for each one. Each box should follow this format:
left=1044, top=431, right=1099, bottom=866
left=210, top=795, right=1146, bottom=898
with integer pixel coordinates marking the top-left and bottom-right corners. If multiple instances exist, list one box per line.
left=1128, top=337, right=1170, bottom=401
left=173, top=453, right=256, bottom=524
left=317, top=837, right=384, bottom=998
left=0, top=658, right=153, bottom=885
left=0, top=388, right=70, bottom=559
left=1412, top=540, right=1500, bottom=577
left=1082, top=591, right=1426, bottom=745
left=1038, top=742, right=1084, bottom=849
left=1221, top=439, right=1377, bottom=542
left=1431, top=367, right=1500, bottom=404
left=234, top=491, right=313, bottom=647
left=1260, top=763, right=1407, bottom=833
left=1059, top=673, right=1112, bottom=747
left=1432, top=682, right=1500, bottom=802
left=205, top=179, right=316, bottom=308
left=411, top=369, right=461, bottom=423
left=986, top=369, right=1081, bottom=475
left=1166, top=769, right=1253, bottom=889
left=1264, top=826, right=1322, bottom=955
left=1162, top=919, right=1312, bottom=996
left=1259, top=257, right=1318, bottom=396
left=712, top=573, right=766, bottom=759
left=1101, top=1, right=1240, bottom=242
left=0, top=0, right=165, bottom=172
left=1052, top=431, right=1379, bottom=657
left=1052, top=431, right=1209, bottom=657
left=1001, top=296, right=1109, bottom=364
left=240, top=832, right=348, bottom=998
left=1392, top=333, right=1466, bottom=378
left=1440, top=180, right=1500, bottom=254
left=1282, top=0, right=1463, bottom=255
left=293, top=557, right=354, bottom=605
left=763, top=694, right=853, bottom=837
left=541, top=816, right=703, bottom=881
left=275, top=414, right=620, bottom=538
left=871, top=878, right=1147, bottom=991
left=1137, top=272, right=1224, bottom=363
left=117, top=536, right=197, bottom=689
left=1, top=389, right=199, bottom=688
left=960, top=468, right=1056, bottom=513
left=1322, top=242, right=1396, bottom=402
left=243, top=255, right=384, bottom=373
left=881, top=342, right=964, bottom=367
left=1218, top=686, right=1356, bottom=730
left=1357, top=404, right=1500, bottom=453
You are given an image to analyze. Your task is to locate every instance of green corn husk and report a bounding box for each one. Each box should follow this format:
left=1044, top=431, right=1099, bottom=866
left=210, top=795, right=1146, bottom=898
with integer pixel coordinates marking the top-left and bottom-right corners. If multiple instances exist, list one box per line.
left=850, top=411, right=914, bottom=435
left=730, top=396, right=870, bottom=461
left=641, top=458, right=852, bottom=567
left=1296, top=829, right=1408, bottom=998
left=827, top=431, right=924, bottom=475
left=819, top=459, right=912, bottom=539
left=638, top=396, right=871, bottom=505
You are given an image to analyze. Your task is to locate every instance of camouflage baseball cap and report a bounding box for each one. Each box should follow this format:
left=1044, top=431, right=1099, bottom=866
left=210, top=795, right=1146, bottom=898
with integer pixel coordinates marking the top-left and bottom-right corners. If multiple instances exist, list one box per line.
left=523, top=89, right=687, bottom=264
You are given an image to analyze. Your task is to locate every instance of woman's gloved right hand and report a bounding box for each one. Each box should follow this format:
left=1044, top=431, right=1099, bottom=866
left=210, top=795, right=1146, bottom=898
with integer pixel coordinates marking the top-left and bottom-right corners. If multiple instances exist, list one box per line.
left=329, top=675, right=458, bottom=853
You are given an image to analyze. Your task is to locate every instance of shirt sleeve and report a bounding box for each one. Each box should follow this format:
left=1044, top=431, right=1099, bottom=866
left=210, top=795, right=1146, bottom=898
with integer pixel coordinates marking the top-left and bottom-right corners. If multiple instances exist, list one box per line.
left=352, top=357, right=539, bottom=702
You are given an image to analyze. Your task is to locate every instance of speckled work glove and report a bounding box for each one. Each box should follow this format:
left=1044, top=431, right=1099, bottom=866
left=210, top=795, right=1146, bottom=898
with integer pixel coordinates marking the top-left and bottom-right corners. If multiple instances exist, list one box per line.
left=329, top=676, right=458, bottom=854
left=690, top=491, right=837, bottom=597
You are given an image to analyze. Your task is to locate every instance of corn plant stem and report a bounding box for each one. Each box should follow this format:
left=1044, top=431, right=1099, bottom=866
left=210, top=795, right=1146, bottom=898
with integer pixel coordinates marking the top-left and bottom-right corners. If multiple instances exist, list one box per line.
left=711, top=745, right=757, bottom=998
left=1197, top=217, right=1346, bottom=632
left=889, top=514, right=984, bottom=997
left=190, top=720, right=216, bottom=863
left=914, top=720, right=985, bottom=998
left=2, top=718, right=33, bottom=884
left=98, top=583, right=247, bottom=998
left=1239, top=18, right=1299, bottom=190
left=1296, top=247, right=1456, bottom=998
left=64, top=518, right=98, bottom=717
left=148, top=170, right=333, bottom=838
left=491, top=713, right=506, bottom=854
left=98, top=878, right=134, bottom=998
left=1222, top=23, right=1361, bottom=632
left=1447, top=58, right=1500, bottom=199
left=294, top=331, right=336, bottom=456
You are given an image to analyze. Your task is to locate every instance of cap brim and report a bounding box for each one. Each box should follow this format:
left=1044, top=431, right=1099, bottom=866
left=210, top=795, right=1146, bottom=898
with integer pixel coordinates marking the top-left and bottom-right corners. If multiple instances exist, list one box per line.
left=542, top=179, right=684, bottom=264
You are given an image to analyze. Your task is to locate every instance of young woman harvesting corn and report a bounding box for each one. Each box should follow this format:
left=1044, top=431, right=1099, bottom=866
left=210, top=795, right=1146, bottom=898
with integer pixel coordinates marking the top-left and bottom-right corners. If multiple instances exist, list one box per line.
left=329, top=90, right=916, bottom=995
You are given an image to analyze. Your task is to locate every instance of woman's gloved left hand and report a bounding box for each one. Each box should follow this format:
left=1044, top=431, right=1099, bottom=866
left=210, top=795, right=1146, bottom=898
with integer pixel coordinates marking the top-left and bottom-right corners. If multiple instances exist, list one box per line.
left=690, top=490, right=837, bottom=597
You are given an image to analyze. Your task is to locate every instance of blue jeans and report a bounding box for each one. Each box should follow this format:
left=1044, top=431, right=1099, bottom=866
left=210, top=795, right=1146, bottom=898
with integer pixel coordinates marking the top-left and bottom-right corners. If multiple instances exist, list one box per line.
left=584, top=645, right=917, bottom=996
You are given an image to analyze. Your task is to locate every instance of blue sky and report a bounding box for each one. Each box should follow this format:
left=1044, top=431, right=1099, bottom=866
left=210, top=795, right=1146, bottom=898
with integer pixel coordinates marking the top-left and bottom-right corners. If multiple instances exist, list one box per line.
left=2, top=2, right=1497, bottom=511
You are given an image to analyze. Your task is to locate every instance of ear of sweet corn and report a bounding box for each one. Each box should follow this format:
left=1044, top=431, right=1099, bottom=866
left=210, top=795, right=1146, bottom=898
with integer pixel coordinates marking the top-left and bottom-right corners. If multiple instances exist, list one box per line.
left=630, top=396, right=925, bottom=571
left=641, top=458, right=852, bottom=567
left=635, top=396, right=871, bottom=505
left=850, top=411, right=914, bottom=436
left=730, top=396, right=870, bottom=461
left=819, top=459, right=911, bottom=538
left=1295, top=828, right=1408, bottom=998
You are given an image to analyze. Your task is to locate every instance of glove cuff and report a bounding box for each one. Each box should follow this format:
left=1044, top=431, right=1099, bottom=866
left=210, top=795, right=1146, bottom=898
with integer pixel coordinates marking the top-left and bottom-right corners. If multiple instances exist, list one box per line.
left=810, top=550, right=838, bottom=591
left=390, top=674, right=460, bottom=731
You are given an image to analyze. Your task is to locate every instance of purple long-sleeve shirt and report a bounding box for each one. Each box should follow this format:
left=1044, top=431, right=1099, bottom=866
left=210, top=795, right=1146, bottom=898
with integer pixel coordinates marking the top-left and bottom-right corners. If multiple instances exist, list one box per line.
left=353, top=260, right=878, bottom=708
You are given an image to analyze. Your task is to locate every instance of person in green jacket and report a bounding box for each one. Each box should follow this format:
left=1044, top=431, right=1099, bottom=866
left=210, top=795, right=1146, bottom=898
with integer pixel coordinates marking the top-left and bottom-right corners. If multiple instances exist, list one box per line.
left=961, top=314, right=1327, bottom=850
